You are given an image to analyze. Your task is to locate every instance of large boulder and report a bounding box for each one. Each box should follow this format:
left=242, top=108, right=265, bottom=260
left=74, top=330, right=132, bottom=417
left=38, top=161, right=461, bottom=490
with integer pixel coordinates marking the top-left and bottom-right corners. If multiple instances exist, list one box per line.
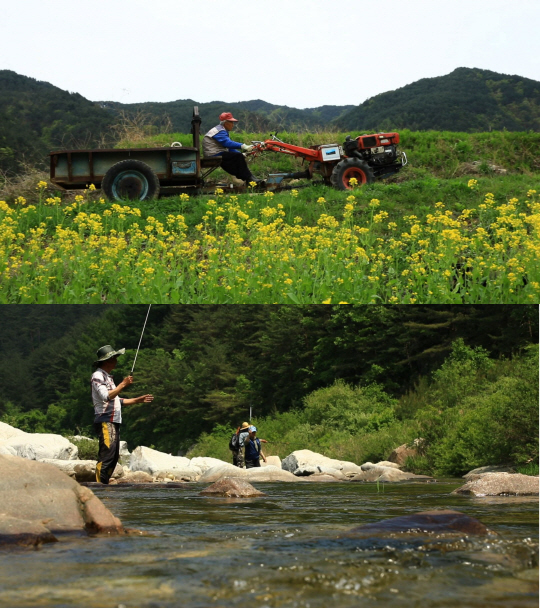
left=282, top=450, right=363, bottom=477
left=39, top=458, right=124, bottom=482
left=344, top=510, right=492, bottom=538
left=129, top=446, right=202, bottom=480
left=387, top=443, right=419, bottom=467
left=200, top=478, right=266, bottom=498
left=452, top=473, right=539, bottom=496
left=0, top=454, right=124, bottom=546
left=0, top=425, right=78, bottom=461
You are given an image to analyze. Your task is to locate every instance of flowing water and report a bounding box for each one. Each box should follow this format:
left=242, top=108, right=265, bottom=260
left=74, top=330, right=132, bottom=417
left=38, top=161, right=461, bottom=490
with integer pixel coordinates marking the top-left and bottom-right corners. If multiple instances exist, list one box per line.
left=0, top=480, right=537, bottom=607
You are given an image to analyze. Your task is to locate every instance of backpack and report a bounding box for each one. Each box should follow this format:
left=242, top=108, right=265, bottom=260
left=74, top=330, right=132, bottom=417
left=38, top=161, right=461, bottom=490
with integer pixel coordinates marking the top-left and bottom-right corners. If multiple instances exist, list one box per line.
left=229, top=430, right=240, bottom=451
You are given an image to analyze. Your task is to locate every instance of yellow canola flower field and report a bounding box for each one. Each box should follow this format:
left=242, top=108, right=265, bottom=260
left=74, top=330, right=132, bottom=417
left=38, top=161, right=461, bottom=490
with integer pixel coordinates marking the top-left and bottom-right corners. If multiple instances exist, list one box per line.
left=0, top=186, right=539, bottom=303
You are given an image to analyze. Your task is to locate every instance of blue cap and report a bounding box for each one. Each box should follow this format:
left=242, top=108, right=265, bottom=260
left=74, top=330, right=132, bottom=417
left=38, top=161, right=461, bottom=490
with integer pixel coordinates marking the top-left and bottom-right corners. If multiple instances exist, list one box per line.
left=249, top=425, right=257, bottom=432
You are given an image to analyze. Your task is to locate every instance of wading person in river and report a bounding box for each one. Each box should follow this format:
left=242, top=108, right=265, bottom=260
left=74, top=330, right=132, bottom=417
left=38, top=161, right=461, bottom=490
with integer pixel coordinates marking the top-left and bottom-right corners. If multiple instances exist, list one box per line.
left=230, top=422, right=250, bottom=467
left=202, top=112, right=264, bottom=185
left=244, top=425, right=267, bottom=468
left=91, top=344, right=154, bottom=484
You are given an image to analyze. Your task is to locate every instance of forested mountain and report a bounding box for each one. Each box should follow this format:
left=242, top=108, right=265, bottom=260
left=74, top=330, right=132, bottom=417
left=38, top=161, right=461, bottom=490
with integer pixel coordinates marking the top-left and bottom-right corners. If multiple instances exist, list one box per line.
left=0, top=305, right=536, bottom=452
left=335, top=68, right=540, bottom=132
left=0, top=71, right=116, bottom=174
left=2, top=67, right=539, bottom=175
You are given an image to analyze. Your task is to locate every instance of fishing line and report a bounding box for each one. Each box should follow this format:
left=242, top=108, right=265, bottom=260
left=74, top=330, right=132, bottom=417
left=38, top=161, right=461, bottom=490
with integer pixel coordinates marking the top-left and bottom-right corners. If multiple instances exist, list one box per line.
left=131, top=304, right=152, bottom=374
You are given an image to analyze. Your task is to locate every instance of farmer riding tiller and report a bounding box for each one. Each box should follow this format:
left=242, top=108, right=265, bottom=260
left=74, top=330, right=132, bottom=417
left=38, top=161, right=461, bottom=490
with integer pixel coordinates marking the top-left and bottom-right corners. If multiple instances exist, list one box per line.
left=248, top=132, right=407, bottom=191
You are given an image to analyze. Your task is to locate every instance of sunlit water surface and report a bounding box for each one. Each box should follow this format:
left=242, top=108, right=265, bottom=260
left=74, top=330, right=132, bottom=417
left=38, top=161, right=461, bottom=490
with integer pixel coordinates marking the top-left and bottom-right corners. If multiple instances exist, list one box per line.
left=0, top=480, right=537, bottom=607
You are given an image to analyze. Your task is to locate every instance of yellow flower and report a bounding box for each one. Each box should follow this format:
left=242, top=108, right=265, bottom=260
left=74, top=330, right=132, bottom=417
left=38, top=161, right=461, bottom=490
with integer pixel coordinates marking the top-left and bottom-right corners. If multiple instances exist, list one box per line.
left=36, top=181, right=47, bottom=191
left=322, top=298, right=332, bottom=304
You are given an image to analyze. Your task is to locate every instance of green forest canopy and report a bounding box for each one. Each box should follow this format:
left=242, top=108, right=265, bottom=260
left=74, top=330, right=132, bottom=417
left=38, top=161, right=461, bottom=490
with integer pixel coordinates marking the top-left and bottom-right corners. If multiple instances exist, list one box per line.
left=0, top=305, right=536, bottom=460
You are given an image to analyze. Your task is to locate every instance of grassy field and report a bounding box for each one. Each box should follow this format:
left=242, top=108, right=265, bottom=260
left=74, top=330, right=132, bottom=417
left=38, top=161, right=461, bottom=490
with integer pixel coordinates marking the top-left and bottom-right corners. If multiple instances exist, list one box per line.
left=1, top=131, right=539, bottom=304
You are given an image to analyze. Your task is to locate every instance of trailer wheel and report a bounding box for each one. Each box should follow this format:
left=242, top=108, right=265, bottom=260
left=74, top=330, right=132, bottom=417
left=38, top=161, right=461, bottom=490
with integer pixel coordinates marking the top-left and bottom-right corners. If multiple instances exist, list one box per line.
left=101, top=160, right=160, bottom=201
left=330, top=158, right=374, bottom=190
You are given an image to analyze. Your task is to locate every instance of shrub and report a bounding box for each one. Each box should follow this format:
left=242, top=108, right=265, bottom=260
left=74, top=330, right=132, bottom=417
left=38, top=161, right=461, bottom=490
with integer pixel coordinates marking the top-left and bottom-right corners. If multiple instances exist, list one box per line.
left=68, top=436, right=99, bottom=460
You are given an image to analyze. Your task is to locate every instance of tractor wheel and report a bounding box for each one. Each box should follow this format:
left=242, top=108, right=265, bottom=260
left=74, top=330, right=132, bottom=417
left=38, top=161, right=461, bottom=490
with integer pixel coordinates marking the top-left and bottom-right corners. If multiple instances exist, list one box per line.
left=101, top=160, right=160, bottom=201
left=330, top=158, right=374, bottom=191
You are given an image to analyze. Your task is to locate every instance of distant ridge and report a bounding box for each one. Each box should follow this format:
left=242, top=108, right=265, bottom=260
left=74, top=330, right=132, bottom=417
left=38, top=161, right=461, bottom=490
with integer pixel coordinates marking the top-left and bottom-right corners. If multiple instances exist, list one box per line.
left=334, top=68, right=540, bottom=132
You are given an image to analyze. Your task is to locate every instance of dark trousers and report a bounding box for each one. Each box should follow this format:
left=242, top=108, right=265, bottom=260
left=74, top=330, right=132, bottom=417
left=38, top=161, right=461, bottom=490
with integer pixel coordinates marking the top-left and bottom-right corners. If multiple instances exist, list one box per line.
left=218, top=152, right=253, bottom=182
left=245, top=458, right=261, bottom=469
left=94, top=421, right=121, bottom=484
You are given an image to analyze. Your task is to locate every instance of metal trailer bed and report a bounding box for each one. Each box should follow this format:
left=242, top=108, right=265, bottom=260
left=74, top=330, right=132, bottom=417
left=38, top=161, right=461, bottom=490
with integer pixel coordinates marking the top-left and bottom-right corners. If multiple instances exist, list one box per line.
left=49, top=107, right=223, bottom=199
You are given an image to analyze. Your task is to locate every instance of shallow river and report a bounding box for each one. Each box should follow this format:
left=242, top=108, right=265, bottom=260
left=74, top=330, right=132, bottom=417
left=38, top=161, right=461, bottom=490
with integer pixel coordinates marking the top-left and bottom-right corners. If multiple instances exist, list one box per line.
left=0, top=480, right=538, bottom=607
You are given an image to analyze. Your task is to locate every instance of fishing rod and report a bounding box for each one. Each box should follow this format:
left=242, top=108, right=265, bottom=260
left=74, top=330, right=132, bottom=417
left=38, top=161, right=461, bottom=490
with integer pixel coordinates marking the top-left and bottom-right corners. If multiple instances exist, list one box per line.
left=130, top=304, right=152, bottom=375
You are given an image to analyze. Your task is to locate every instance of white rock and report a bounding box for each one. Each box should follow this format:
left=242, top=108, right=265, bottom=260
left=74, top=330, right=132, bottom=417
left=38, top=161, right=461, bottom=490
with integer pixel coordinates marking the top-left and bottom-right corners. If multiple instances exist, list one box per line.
left=199, top=464, right=297, bottom=483
left=129, top=446, right=201, bottom=480
left=38, top=459, right=123, bottom=482
left=0, top=421, right=26, bottom=441
left=190, top=456, right=231, bottom=474
left=261, top=455, right=282, bottom=468
left=281, top=450, right=363, bottom=477
left=245, top=465, right=297, bottom=482
left=374, top=461, right=401, bottom=470
left=0, top=428, right=78, bottom=461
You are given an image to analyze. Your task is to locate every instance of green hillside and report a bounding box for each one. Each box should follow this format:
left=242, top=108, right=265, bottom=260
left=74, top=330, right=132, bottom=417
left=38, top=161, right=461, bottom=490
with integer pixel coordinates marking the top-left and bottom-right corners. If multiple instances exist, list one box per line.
left=335, top=67, right=540, bottom=132
left=0, top=70, right=115, bottom=173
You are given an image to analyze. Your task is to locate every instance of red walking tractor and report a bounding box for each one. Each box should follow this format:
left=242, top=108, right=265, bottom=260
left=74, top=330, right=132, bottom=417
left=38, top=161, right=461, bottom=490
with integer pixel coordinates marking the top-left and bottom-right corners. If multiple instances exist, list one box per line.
left=247, top=131, right=407, bottom=190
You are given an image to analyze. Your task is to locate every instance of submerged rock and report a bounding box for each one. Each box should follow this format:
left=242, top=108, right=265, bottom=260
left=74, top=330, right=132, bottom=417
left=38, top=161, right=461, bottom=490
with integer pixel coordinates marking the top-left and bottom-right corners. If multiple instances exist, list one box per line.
left=200, top=478, right=266, bottom=498
left=0, top=514, right=58, bottom=547
left=0, top=454, right=124, bottom=546
left=345, top=509, right=491, bottom=538
left=453, top=473, right=539, bottom=496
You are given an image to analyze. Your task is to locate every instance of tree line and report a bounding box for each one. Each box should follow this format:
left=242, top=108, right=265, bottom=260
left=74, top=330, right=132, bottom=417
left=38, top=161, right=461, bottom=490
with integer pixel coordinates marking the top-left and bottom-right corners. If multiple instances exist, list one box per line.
left=0, top=305, right=536, bottom=456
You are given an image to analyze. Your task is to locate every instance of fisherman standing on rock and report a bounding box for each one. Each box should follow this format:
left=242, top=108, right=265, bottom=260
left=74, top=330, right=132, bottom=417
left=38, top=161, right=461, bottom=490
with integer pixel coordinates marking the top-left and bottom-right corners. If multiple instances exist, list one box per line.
left=91, top=344, right=154, bottom=484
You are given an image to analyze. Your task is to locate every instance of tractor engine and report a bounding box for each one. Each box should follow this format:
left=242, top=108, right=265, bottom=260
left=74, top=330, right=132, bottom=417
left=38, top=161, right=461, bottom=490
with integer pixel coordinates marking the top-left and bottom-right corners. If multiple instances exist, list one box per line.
left=342, top=132, right=403, bottom=178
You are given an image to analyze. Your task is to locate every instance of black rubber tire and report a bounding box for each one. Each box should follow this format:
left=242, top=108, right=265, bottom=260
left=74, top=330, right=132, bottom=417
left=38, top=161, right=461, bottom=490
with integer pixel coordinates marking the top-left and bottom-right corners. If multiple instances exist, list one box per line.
left=101, top=159, right=160, bottom=201
left=330, top=158, right=375, bottom=191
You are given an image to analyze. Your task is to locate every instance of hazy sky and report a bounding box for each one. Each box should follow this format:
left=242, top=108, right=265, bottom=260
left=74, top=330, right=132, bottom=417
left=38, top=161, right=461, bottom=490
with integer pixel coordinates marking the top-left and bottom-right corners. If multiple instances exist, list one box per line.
left=2, top=0, right=539, bottom=109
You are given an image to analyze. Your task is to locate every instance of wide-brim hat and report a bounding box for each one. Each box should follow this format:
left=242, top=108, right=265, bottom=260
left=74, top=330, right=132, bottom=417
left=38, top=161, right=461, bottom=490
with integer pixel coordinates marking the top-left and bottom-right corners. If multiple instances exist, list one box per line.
left=94, top=344, right=125, bottom=365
